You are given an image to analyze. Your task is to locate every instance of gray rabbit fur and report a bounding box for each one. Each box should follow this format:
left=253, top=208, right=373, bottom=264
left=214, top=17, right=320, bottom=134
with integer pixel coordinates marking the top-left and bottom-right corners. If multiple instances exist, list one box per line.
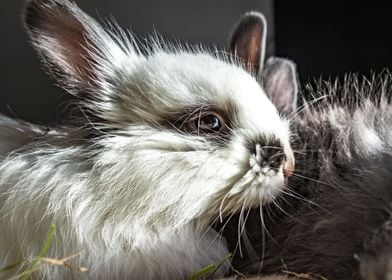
left=225, top=10, right=392, bottom=280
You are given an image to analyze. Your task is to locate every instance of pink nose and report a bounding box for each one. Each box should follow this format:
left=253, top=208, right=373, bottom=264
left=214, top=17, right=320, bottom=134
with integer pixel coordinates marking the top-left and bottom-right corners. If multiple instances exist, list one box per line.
left=283, top=152, right=295, bottom=177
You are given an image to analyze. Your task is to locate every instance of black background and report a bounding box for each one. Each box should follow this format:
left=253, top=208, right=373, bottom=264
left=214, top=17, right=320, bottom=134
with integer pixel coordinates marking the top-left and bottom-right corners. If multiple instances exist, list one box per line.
left=275, top=0, right=392, bottom=80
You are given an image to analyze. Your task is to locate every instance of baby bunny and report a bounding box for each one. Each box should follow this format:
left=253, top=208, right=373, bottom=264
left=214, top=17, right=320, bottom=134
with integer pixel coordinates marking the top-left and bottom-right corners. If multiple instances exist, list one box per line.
left=224, top=10, right=392, bottom=280
left=0, top=1, right=295, bottom=279
left=228, top=74, right=392, bottom=280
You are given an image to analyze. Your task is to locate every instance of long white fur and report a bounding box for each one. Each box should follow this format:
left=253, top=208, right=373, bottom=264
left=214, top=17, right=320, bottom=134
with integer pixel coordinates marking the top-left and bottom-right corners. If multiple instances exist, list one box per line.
left=0, top=1, right=294, bottom=279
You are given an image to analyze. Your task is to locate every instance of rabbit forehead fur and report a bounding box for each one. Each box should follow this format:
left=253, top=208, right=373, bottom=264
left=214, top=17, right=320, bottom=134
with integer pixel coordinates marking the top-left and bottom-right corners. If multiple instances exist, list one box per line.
left=0, top=0, right=294, bottom=279
left=102, top=48, right=289, bottom=139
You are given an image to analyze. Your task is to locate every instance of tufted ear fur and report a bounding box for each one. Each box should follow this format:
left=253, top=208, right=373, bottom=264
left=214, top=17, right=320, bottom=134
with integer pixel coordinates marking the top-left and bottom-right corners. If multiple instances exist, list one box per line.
left=229, top=11, right=267, bottom=75
left=263, top=57, right=298, bottom=116
left=24, top=0, right=138, bottom=96
left=229, top=11, right=298, bottom=116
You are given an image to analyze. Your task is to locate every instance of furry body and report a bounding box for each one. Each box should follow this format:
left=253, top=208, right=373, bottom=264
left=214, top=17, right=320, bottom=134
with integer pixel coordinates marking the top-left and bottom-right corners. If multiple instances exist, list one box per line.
left=0, top=1, right=295, bottom=279
left=225, top=75, right=392, bottom=280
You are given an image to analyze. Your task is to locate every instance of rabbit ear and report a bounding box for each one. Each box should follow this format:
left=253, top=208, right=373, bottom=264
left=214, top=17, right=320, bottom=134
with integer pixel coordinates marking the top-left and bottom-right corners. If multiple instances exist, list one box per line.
left=229, top=11, right=267, bottom=75
left=24, top=0, right=137, bottom=96
left=263, top=57, right=298, bottom=116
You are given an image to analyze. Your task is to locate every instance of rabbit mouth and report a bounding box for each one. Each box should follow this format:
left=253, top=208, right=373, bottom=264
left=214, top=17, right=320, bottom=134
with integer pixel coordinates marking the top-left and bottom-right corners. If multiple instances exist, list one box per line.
left=210, top=167, right=286, bottom=218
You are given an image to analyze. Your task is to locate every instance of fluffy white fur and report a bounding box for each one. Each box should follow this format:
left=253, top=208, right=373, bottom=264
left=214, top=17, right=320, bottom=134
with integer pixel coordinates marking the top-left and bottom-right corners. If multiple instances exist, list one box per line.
left=0, top=0, right=294, bottom=279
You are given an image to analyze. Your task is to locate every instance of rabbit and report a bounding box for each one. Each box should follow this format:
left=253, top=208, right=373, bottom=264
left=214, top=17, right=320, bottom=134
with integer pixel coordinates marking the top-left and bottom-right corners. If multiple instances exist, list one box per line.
left=223, top=10, right=392, bottom=280
left=0, top=1, right=296, bottom=279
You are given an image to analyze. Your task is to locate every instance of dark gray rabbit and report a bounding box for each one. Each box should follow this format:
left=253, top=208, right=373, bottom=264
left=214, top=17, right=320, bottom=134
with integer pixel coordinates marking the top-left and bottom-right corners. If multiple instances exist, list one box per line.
left=224, top=11, right=392, bottom=280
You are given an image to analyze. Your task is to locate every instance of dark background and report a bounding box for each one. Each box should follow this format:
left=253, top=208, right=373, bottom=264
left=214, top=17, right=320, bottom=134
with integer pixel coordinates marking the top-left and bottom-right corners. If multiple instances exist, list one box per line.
left=274, top=1, right=392, bottom=80
left=1, top=0, right=392, bottom=123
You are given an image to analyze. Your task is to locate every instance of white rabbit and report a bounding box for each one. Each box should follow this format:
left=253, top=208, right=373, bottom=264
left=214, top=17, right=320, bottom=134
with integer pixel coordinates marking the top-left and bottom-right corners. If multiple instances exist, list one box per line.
left=0, top=1, right=295, bottom=279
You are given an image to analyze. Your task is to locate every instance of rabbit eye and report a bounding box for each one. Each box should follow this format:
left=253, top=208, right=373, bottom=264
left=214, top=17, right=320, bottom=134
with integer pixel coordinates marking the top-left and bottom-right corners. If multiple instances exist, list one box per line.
left=196, top=114, right=222, bottom=133
left=174, top=109, right=230, bottom=137
left=180, top=111, right=228, bottom=136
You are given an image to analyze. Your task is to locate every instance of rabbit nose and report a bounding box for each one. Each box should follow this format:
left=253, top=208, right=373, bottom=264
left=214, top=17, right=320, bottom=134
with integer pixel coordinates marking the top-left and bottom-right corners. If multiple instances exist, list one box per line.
left=283, top=150, right=295, bottom=178
left=251, top=143, right=287, bottom=172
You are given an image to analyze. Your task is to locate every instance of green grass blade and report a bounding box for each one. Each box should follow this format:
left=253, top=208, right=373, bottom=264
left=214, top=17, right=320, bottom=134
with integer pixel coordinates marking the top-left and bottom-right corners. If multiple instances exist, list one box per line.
left=186, top=253, right=232, bottom=280
left=208, top=253, right=232, bottom=278
left=186, top=264, right=216, bottom=280
left=37, top=223, right=56, bottom=258
left=21, top=223, right=56, bottom=280
left=0, top=260, right=24, bottom=274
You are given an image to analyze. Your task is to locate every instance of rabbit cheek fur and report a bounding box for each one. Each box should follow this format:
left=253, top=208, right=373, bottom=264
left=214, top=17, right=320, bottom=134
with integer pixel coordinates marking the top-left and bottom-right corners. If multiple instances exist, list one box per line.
left=0, top=0, right=294, bottom=279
